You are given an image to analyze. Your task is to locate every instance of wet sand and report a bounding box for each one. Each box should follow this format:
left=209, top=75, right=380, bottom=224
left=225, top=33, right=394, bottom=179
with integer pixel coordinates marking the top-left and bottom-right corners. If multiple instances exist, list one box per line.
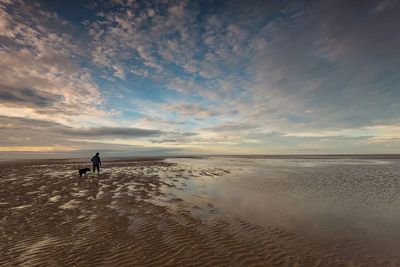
left=1, top=157, right=399, bottom=266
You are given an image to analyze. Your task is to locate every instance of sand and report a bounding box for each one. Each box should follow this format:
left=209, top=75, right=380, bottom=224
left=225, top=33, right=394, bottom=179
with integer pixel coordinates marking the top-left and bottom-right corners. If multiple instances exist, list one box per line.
left=1, top=157, right=399, bottom=266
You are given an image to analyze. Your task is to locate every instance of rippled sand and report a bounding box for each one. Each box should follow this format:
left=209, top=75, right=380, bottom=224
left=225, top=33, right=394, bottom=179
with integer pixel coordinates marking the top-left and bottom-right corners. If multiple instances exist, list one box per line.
left=1, top=157, right=399, bottom=266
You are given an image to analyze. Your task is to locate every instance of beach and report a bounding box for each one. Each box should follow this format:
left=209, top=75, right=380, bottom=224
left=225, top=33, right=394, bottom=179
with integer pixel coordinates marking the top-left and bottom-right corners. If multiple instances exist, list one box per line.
left=1, top=156, right=400, bottom=266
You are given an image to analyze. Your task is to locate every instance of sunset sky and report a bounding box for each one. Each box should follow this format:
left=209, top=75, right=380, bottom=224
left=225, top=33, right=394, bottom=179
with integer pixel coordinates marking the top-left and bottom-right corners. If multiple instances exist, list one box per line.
left=0, top=0, right=399, bottom=158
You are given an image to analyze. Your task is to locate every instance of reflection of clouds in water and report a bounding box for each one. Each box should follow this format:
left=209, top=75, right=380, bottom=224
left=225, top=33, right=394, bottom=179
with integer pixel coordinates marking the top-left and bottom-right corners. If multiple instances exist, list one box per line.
left=167, top=156, right=400, bottom=256
left=171, top=157, right=400, bottom=210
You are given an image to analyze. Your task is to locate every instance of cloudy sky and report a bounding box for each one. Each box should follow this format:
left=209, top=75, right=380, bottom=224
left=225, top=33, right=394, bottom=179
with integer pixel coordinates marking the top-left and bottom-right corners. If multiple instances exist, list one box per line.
left=0, top=0, right=399, bottom=158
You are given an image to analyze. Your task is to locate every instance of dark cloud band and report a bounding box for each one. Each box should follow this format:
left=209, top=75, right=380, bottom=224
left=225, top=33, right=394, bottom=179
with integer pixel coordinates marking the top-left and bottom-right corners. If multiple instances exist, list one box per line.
left=61, top=127, right=163, bottom=138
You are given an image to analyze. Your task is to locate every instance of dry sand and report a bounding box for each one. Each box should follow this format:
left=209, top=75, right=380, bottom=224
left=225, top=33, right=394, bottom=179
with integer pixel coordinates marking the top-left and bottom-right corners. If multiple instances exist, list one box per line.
left=0, top=158, right=399, bottom=266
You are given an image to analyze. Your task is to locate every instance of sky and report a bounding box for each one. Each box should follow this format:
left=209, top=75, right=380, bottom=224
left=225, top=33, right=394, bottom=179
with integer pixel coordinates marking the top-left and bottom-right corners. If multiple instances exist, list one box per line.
left=0, top=0, right=399, bottom=158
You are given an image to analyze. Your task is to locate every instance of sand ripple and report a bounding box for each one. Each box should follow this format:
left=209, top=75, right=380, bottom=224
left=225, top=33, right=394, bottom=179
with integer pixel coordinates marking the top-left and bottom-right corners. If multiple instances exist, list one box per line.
left=0, top=159, right=399, bottom=266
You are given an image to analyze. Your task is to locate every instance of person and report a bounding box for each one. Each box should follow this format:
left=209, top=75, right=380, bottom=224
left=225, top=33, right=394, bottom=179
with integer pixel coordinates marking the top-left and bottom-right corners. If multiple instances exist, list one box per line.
left=91, top=152, right=101, bottom=176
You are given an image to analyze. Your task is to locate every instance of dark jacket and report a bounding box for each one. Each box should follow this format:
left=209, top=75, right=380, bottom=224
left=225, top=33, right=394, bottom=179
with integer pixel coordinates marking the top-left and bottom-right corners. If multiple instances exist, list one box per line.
left=91, top=155, right=101, bottom=165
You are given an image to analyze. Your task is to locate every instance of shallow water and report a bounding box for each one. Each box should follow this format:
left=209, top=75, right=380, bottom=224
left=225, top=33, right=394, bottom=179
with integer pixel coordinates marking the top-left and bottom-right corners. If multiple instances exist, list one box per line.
left=166, top=156, right=400, bottom=258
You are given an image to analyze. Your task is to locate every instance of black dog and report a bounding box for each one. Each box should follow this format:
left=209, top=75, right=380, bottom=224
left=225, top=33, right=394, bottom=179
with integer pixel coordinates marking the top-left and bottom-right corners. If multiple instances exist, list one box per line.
left=78, top=167, right=91, bottom=178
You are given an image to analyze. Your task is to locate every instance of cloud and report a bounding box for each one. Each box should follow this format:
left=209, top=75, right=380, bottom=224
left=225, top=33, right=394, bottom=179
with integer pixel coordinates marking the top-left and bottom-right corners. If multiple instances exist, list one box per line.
left=151, top=131, right=197, bottom=144
left=85, top=0, right=244, bottom=98
left=0, top=1, right=108, bottom=126
left=0, top=116, right=167, bottom=155
left=62, top=127, right=163, bottom=138
left=135, top=117, right=185, bottom=128
left=162, top=102, right=220, bottom=119
left=71, top=0, right=400, bottom=153
left=202, top=122, right=259, bottom=132
left=0, top=116, right=200, bottom=151
left=241, top=0, right=400, bottom=132
left=0, top=84, right=61, bottom=108
left=1, top=0, right=400, bottom=155
left=0, top=6, right=7, bottom=35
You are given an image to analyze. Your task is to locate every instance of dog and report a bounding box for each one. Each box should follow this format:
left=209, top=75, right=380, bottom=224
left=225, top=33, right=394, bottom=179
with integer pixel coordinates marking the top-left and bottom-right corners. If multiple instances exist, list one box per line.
left=78, top=167, right=91, bottom=178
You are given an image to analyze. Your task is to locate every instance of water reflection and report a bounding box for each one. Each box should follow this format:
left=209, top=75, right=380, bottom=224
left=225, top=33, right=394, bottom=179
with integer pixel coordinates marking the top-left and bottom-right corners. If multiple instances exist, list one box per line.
left=165, top=156, right=400, bottom=257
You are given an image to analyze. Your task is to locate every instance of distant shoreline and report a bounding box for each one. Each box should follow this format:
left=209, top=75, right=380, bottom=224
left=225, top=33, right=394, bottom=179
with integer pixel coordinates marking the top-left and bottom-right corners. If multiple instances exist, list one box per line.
left=1, top=154, right=400, bottom=162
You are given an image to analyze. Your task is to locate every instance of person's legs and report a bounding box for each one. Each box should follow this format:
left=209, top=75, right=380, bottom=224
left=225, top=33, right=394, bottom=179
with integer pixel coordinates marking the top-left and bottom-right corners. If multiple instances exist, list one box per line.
left=93, top=164, right=100, bottom=175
